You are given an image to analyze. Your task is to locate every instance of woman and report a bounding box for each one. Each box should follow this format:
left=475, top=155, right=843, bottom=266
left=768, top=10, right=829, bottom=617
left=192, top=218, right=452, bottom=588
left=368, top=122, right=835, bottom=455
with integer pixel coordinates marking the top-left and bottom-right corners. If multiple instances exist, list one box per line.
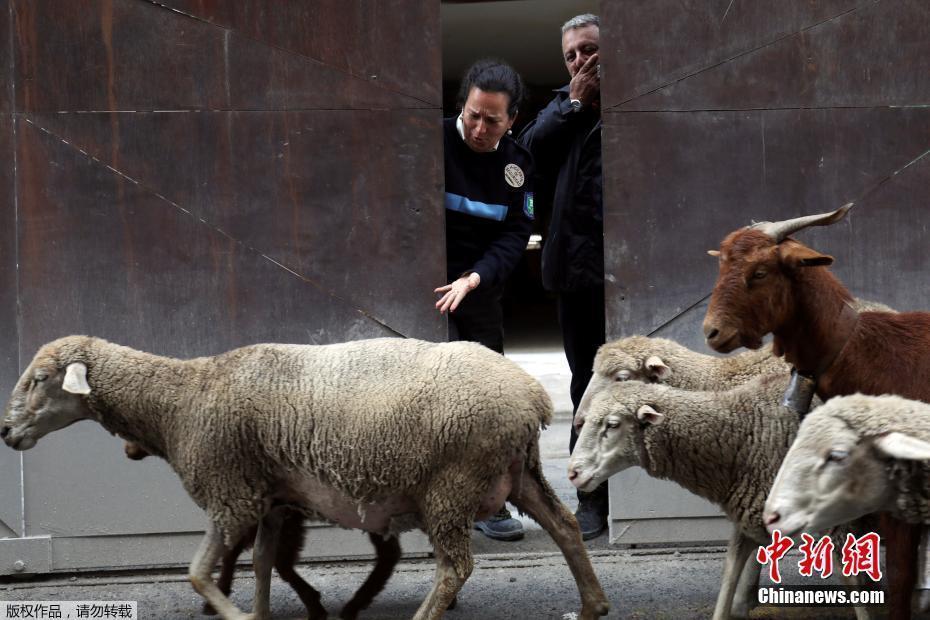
left=434, top=59, right=534, bottom=541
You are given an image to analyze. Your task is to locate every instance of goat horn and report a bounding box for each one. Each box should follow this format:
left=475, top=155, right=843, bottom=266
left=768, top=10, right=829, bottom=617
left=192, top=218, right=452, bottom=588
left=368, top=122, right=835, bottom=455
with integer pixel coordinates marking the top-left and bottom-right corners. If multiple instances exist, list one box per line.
left=750, top=203, right=854, bottom=242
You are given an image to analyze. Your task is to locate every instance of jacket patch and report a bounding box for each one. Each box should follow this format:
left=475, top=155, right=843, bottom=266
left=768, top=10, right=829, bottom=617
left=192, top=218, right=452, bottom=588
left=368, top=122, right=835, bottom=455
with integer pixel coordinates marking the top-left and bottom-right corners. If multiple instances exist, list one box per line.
left=523, top=192, right=535, bottom=220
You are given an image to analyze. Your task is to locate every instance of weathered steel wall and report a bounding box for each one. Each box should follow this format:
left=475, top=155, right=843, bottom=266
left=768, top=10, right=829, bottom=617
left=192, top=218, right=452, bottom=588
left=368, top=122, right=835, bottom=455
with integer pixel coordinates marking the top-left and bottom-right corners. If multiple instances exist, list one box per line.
left=601, top=0, right=930, bottom=544
left=1, top=0, right=442, bottom=573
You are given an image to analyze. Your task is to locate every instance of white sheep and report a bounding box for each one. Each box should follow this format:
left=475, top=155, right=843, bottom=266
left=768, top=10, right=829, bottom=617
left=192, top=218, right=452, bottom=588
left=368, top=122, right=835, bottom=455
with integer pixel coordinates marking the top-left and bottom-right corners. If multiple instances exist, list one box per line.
left=581, top=299, right=893, bottom=402
left=765, top=393, right=930, bottom=535
left=1, top=335, right=609, bottom=620
left=568, top=375, right=869, bottom=620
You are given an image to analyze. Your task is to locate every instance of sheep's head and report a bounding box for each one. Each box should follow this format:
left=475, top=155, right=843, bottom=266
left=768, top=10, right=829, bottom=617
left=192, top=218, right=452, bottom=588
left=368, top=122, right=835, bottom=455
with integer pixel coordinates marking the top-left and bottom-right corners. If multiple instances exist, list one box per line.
left=764, top=398, right=930, bottom=536
left=2, top=342, right=94, bottom=451
left=703, top=205, right=851, bottom=353
left=568, top=382, right=667, bottom=493
left=574, top=337, right=671, bottom=426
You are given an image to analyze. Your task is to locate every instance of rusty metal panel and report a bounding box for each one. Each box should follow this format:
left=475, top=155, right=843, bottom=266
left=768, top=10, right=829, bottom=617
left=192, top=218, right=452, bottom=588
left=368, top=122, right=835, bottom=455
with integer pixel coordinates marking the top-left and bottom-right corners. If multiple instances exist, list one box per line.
left=618, top=0, right=930, bottom=111
left=161, top=0, right=442, bottom=105
left=12, top=0, right=429, bottom=113
left=25, top=109, right=444, bottom=340
left=0, top=114, right=24, bottom=538
left=0, top=1, right=11, bottom=113
left=602, top=0, right=930, bottom=546
left=602, top=0, right=863, bottom=108
left=3, top=0, right=443, bottom=570
left=15, top=115, right=412, bottom=358
left=604, top=107, right=930, bottom=341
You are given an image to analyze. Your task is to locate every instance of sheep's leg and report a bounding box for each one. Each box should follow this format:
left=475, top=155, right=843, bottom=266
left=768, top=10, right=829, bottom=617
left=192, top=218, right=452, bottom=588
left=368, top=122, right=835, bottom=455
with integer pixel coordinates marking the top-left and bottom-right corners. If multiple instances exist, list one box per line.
left=917, top=526, right=930, bottom=613
left=251, top=508, right=284, bottom=620
left=273, top=513, right=327, bottom=620
left=885, top=518, right=920, bottom=618
left=203, top=535, right=251, bottom=616
left=411, top=472, right=478, bottom=620
left=189, top=522, right=250, bottom=620
left=729, top=553, right=760, bottom=618
left=508, top=468, right=609, bottom=619
left=837, top=565, right=872, bottom=620
left=339, top=533, right=401, bottom=620
left=712, top=527, right=753, bottom=620
left=412, top=544, right=467, bottom=620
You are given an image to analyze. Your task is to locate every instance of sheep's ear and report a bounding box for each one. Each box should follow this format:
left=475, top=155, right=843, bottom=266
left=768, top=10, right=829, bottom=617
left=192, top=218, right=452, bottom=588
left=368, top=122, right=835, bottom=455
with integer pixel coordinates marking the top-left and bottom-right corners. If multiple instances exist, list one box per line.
left=636, top=405, right=664, bottom=425
left=778, top=243, right=834, bottom=268
left=62, top=363, right=91, bottom=395
left=874, top=432, right=930, bottom=460
left=644, top=355, right=671, bottom=382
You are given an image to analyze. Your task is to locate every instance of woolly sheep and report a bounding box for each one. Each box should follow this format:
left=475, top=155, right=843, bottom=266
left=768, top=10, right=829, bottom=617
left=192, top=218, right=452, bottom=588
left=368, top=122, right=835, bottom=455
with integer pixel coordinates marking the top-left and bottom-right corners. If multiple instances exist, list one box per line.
left=125, top=445, right=401, bottom=619
left=1, top=336, right=609, bottom=620
left=765, top=393, right=930, bottom=535
left=567, top=375, right=869, bottom=620
left=581, top=298, right=893, bottom=403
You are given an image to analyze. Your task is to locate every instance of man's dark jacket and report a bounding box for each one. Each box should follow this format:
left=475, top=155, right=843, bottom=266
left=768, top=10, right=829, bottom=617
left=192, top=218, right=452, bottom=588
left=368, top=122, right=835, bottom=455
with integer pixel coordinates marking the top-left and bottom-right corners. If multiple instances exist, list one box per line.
left=519, top=85, right=603, bottom=292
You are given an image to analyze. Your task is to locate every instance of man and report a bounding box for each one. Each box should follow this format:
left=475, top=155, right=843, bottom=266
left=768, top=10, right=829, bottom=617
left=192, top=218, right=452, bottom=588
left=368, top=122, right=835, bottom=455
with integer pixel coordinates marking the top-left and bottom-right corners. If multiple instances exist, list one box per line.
left=519, top=14, right=607, bottom=540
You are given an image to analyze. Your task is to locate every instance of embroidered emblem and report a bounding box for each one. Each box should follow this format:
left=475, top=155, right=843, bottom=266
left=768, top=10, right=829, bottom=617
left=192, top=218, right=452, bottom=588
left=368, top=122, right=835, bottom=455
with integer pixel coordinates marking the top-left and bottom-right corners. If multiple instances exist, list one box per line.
left=523, top=192, right=535, bottom=220
left=504, top=163, right=525, bottom=188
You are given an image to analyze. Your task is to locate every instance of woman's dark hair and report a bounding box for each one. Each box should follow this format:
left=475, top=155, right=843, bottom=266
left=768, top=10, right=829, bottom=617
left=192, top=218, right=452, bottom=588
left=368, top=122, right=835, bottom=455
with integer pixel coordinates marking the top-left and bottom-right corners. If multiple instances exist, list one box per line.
left=456, top=59, right=524, bottom=118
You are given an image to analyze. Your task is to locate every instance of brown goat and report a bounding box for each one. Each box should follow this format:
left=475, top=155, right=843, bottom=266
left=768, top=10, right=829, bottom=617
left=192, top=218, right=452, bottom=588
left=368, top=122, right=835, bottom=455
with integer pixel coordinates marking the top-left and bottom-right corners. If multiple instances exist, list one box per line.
left=702, top=204, right=930, bottom=616
left=124, top=442, right=402, bottom=619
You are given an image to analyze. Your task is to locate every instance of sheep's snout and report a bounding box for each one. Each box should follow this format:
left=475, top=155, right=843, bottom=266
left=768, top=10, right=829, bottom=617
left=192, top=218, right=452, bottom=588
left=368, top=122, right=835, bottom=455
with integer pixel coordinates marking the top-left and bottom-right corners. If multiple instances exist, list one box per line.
left=0, top=425, right=9, bottom=440
left=763, top=510, right=781, bottom=530
left=567, top=463, right=593, bottom=491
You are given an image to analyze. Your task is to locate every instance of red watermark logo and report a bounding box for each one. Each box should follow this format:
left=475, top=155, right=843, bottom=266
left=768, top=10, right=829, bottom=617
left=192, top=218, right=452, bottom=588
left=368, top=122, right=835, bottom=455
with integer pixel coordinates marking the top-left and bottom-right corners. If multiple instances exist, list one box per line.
left=757, top=531, right=882, bottom=584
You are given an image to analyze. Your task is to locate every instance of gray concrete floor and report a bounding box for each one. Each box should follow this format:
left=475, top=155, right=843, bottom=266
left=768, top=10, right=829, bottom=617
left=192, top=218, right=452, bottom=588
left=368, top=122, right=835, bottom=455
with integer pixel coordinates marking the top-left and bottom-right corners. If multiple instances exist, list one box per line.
left=0, top=346, right=893, bottom=618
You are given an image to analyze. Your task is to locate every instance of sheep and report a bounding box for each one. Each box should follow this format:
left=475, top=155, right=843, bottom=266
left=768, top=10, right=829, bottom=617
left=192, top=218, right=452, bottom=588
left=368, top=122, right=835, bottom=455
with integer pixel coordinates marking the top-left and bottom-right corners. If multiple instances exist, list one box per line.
left=567, top=375, right=870, bottom=620
left=1, top=335, right=610, bottom=620
left=125, top=445, right=401, bottom=620
left=582, top=298, right=893, bottom=402
left=765, top=393, right=930, bottom=536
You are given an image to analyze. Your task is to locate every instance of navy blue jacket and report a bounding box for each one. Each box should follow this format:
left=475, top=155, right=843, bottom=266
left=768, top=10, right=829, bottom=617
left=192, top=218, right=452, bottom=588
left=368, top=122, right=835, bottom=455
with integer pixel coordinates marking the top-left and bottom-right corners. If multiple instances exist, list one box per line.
left=519, top=86, right=603, bottom=292
left=443, top=117, right=534, bottom=288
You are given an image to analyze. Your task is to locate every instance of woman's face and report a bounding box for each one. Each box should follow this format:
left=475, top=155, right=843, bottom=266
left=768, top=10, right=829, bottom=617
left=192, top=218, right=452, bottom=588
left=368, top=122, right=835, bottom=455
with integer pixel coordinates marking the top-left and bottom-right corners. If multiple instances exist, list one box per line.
left=461, top=87, right=515, bottom=153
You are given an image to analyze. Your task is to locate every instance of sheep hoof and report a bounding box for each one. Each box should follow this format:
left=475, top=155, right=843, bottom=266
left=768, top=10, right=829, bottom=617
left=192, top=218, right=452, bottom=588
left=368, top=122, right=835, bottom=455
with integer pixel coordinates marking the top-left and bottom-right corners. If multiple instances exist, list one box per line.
left=201, top=602, right=218, bottom=616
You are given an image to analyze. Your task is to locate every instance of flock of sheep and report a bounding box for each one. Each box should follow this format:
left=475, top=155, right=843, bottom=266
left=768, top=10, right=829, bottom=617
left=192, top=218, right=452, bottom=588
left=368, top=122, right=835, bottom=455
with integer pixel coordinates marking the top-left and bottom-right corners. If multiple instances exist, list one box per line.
left=4, top=205, right=930, bottom=620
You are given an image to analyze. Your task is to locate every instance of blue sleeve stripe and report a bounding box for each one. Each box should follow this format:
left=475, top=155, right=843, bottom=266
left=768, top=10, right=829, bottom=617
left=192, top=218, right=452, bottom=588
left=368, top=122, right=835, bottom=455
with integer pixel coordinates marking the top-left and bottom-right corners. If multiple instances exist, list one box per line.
left=445, top=192, right=508, bottom=222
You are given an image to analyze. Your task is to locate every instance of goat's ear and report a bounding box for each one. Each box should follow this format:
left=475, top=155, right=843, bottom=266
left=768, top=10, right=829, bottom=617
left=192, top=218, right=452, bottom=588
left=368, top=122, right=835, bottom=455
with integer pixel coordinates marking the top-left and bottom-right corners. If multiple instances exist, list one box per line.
left=62, top=363, right=91, bottom=395
left=874, top=432, right=930, bottom=460
left=644, top=356, right=671, bottom=382
left=707, top=250, right=721, bottom=257
left=636, top=405, right=665, bottom=425
left=778, top=242, right=834, bottom=268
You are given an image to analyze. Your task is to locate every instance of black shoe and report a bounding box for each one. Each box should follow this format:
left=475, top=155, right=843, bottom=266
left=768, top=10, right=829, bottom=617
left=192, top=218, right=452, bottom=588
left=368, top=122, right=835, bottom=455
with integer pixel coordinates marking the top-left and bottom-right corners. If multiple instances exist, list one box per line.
left=475, top=507, right=524, bottom=541
left=574, top=497, right=608, bottom=541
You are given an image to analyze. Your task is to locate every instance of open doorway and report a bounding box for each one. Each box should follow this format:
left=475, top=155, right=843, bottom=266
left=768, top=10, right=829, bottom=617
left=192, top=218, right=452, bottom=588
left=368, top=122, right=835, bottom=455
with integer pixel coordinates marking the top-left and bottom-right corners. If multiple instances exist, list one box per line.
left=440, top=0, right=599, bottom=353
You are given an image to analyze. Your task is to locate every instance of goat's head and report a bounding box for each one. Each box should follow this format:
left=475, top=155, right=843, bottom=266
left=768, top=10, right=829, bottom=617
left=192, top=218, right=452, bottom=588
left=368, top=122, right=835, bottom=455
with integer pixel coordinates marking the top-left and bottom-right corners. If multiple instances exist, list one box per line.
left=2, top=339, right=94, bottom=450
left=702, top=204, right=852, bottom=353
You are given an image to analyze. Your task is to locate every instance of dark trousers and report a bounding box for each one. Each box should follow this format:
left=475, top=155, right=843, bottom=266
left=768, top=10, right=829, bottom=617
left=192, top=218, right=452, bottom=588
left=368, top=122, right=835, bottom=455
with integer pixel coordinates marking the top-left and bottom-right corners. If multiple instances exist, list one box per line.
left=559, top=283, right=608, bottom=508
left=448, top=284, right=504, bottom=354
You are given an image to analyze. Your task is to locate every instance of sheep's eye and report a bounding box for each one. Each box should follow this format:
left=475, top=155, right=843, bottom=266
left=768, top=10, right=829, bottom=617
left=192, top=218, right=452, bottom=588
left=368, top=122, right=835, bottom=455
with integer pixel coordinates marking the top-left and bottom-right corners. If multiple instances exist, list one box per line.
left=826, top=449, right=849, bottom=464
left=605, top=418, right=621, bottom=430
left=34, top=373, right=47, bottom=382
left=615, top=370, right=632, bottom=381
left=752, top=269, right=767, bottom=280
